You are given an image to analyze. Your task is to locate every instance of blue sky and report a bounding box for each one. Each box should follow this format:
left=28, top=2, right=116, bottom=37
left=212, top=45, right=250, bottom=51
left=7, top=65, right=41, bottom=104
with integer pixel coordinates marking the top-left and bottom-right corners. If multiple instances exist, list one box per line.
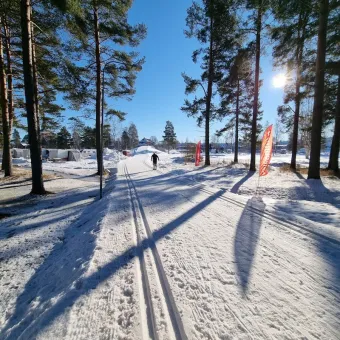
left=63, top=0, right=286, bottom=143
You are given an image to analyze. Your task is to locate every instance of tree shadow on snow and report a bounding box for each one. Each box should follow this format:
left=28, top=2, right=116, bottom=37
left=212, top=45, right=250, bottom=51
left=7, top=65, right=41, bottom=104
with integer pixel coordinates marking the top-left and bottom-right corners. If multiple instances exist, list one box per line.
left=234, top=196, right=265, bottom=295
left=292, top=172, right=340, bottom=207
left=0, top=190, right=115, bottom=339
left=0, top=172, right=224, bottom=339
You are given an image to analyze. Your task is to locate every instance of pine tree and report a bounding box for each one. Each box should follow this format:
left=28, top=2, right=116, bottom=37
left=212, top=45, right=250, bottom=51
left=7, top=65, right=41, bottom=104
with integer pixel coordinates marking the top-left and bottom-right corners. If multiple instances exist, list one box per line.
left=325, top=4, right=340, bottom=172
left=0, top=0, right=19, bottom=175
left=63, top=0, right=146, bottom=174
left=244, top=0, right=268, bottom=171
left=0, top=18, right=13, bottom=176
left=308, top=0, right=330, bottom=179
left=30, top=2, right=67, bottom=134
left=181, top=0, right=238, bottom=166
left=128, top=123, right=139, bottom=149
left=57, top=126, right=71, bottom=149
left=163, top=121, right=177, bottom=153
left=271, top=0, right=314, bottom=170
left=327, top=73, right=339, bottom=171
left=217, top=47, right=262, bottom=162
left=20, top=0, right=45, bottom=193
left=11, top=129, right=21, bottom=148
left=82, top=126, right=96, bottom=149
left=103, top=124, right=111, bottom=148
left=121, top=130, right=130, bottom=150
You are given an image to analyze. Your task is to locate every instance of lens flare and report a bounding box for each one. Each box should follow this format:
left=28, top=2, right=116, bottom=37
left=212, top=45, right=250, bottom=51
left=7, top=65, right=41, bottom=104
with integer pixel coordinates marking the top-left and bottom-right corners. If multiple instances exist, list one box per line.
left=272, top=73, right=286, bottom=88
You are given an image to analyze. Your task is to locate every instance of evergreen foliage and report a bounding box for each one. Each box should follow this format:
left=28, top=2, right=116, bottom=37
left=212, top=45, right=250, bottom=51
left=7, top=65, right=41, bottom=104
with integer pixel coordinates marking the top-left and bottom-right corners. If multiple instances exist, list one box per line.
left=128, top=123, right=139, bottom=148
left=82, top=126, right=96, bottom=149
left=217, top=47, right=263, bottom=162
left=181, top=0, right=239, bottom=166
left=163, top=121, right=177, bottom=153
left=61, top=0, right=146, bottom=173
left=121, top=130, right=130, bottom=149
left=57, top=126, right=72, bottom=149
left=271, top=0, right=315, bottom=169
left=11, top=129, right=21, bottom=148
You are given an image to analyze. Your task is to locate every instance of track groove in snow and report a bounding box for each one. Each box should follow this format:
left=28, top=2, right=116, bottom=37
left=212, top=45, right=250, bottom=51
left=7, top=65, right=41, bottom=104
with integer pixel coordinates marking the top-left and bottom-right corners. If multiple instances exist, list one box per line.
left=124, top=164, right=188, bottom=340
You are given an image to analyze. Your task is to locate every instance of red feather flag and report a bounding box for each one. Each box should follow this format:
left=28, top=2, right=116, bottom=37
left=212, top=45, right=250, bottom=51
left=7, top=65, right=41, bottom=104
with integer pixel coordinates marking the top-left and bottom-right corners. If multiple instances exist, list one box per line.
left=259, top=125, right=273, bottom=177
left=195, top=141, right=201, bottom=166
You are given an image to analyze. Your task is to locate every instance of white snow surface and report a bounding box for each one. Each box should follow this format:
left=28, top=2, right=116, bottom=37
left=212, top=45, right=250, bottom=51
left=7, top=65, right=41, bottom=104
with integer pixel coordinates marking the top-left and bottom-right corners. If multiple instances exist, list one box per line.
left=0, top=146, right=339, bottom=339
left=12, top=148, right=125, bottom=176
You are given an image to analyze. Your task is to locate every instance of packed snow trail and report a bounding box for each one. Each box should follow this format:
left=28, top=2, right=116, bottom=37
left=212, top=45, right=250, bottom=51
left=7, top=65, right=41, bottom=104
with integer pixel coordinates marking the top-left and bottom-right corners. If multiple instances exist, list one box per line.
left=124, top=164, right=187, bottom=340
left=1, top=152, right=340, bottom=339
left=124, top=153, right=340, bottom=339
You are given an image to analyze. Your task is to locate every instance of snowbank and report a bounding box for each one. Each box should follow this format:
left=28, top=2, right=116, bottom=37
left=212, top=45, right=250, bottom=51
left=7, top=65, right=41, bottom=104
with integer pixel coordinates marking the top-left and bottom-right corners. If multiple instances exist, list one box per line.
left=11, top=148, right=125, bottom=176
left=132, top=145, right=164, bottom=155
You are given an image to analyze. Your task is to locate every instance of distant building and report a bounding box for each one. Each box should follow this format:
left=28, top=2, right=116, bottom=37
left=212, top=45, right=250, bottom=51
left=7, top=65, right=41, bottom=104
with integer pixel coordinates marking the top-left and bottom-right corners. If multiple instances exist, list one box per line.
left=138, top=138, right=153, bottom=146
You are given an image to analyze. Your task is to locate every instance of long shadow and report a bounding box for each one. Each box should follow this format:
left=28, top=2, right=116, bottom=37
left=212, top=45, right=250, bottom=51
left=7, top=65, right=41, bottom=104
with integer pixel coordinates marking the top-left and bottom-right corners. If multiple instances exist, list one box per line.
left=292, top=171, right=340, bottom=207
left=230, top=171, right=255, bottom=194
left=0, top=184, right=224, bottom=339
left=0, top=181, right=123, bottom=339
left=0, top=178, right=32, bottom=187
left=273, top=172, right=340, bottom=307
left=0, top=178, right=62, bottom=191
left=234, top=196, right=265, bottom=294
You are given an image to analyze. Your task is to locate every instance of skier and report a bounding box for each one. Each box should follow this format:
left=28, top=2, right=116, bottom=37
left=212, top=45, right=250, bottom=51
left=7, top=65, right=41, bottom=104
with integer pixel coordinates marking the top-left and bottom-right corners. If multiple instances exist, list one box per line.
left=151, top=152, right=159, bottom=170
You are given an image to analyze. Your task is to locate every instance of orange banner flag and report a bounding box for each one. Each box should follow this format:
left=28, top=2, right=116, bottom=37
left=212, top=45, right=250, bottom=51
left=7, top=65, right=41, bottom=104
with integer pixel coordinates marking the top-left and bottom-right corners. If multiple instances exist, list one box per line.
left=259, top=125, right=273, bottom=177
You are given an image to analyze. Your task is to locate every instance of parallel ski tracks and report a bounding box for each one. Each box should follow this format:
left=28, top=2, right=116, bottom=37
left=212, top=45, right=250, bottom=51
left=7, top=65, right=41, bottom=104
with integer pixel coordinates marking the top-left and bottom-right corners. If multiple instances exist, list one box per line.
left=143, top=160, right=340, bottom=247
left=124, top=164, right=188, bottom=340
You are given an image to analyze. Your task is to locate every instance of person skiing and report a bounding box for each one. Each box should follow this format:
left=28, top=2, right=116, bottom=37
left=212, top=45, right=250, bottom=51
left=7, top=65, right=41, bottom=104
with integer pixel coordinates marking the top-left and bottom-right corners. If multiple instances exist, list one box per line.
left=151, top=152, right=159, bottom=170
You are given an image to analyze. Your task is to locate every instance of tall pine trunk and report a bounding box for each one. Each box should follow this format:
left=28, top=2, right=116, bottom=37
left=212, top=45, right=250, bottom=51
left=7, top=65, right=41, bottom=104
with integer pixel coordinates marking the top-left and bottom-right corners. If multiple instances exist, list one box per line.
left=20, top=0, right=45, bottom=194
left=290, top=12, right=305, bottom=170
left=0, top=18, right=13, bottom=177
left=234, top=77, right=240, bottom=163
left=308, top=0, right=329, bottom=179
left=93, top=2, right=102, bottom=175
left=4, top=22, right=13, bottom=134
left=205, top=16, right=214, bottom=166
left=327, top=75, right=340, bottom=171
left=250, top=5, right=262, bottom=172
left=31, top=19, right=41, bottom=135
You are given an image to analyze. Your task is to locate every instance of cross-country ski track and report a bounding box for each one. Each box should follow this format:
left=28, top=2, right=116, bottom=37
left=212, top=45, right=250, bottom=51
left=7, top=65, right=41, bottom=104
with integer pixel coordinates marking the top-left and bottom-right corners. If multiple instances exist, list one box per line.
left=124, top=164, right=187, bottom=340
left=0, top=151, right=339, bottom=339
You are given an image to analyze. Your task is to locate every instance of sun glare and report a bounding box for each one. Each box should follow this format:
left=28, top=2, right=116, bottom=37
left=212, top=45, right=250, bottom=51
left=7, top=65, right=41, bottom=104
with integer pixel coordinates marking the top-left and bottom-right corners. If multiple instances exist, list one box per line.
left=272, top=73, right=286, bottom=88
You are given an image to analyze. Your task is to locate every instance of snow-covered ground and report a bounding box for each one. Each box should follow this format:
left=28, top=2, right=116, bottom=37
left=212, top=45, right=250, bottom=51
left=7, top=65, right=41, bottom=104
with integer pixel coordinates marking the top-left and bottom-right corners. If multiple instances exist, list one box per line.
left=150, top=148, right=340, bottom=230
left=1, top=146, right=339, bottom=339
left=12, top=148, right=125, bottom=176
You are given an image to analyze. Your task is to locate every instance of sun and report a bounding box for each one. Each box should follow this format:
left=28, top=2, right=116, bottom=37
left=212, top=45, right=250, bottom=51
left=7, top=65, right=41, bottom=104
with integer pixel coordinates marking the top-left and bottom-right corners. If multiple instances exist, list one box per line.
left=272, top=73, right=286, bottom=88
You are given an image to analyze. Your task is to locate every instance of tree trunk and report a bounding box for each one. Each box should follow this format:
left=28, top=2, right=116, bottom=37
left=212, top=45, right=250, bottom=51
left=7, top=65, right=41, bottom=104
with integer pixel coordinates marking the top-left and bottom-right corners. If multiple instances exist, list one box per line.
left=328, top=75, right=340, bottom=171
left=234, top=77, right=240, bottom=163
left=205, top=16, right=214, bottom=166
left=308, top=0, right=329, bottom=179
left=93, top=2, right=102, bottom=175
left=0, top=17, right=13, bottom=176
left=250, top=4, right=262, bottom=171
left=290, top=12, right=305, bottom=170
left=4, top=21, right=13, bottom=134
left=31, top=19, right=41, bottom=135
left=20, top=0, right=45, bottom=194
